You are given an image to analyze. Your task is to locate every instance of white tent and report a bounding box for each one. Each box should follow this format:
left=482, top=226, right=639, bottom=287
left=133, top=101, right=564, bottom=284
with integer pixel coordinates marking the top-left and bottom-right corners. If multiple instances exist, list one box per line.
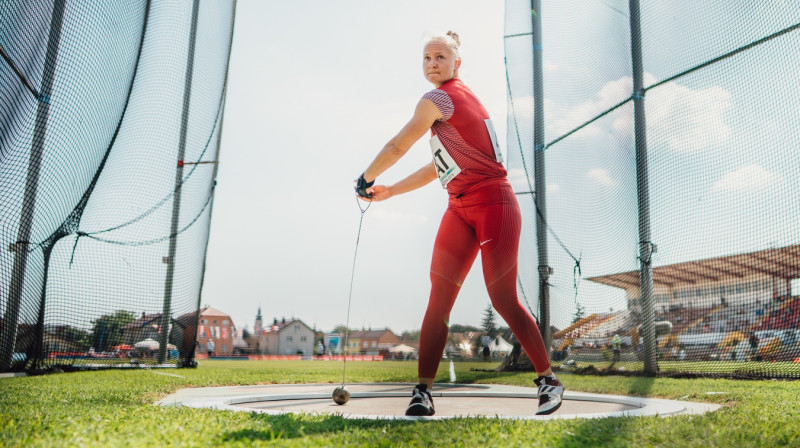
left=134, top=338, right=159, bottom=350
left=388, top=344, right=416, bottom=359
left=388, top=344, right=416, bottom=354
left=489, top=335, right=513, bottom=356
left=134, top=338, right=176, bottom=351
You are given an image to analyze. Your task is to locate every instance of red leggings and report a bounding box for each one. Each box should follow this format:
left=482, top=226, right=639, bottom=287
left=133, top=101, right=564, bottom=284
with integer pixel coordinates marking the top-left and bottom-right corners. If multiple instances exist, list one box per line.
left=418, top=179, right=551, bottom=378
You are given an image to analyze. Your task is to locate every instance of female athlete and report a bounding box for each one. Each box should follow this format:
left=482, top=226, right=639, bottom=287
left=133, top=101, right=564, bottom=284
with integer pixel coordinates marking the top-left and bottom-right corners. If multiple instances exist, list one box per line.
left=355, top=31, right=564, bottom=416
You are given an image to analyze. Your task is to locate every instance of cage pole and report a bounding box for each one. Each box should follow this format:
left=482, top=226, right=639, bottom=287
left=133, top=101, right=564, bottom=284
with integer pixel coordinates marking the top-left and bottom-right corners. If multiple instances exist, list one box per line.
left=1, top=0, right=67, bottom=371
left=188, top=102, right=223, bottom=367
left=158, top=0, right=200, bottom=364
left=531, top=0, right=552, bottom=352
left=186, top=0, right=236, bottom=367
left=628, top=0, right=658, bottom=374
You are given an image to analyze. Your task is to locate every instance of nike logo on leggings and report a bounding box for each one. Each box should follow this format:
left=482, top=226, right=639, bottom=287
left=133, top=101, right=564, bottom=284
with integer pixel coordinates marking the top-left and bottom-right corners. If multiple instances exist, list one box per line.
left=480, top=239, right=493, bottom=246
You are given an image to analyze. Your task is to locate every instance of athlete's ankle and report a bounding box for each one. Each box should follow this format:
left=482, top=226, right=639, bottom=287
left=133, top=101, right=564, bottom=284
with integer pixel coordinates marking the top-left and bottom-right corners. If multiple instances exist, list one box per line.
left=537, top=368, right=554, bottom=377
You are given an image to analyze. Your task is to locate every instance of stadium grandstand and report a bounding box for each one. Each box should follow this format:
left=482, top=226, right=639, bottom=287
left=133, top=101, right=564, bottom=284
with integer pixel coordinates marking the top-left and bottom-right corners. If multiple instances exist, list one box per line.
left=554, top=245, right=800, bottom=364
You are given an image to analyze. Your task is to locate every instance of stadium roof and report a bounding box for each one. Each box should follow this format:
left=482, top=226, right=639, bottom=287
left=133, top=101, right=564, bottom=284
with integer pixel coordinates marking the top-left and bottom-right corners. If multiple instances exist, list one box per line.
left=588, top=244, right=800, bottom=290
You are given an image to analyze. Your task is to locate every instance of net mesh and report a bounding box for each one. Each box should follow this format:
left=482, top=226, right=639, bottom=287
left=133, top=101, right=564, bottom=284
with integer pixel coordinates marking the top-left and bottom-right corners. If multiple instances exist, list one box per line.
left=505, top=0, right=800, bottom=378
left=0, top=0, right=235, bottom=372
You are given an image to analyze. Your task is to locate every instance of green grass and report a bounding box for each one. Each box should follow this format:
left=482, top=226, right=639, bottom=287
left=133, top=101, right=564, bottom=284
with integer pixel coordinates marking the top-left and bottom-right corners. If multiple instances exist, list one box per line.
left=1, top=360, right=799, bottom=447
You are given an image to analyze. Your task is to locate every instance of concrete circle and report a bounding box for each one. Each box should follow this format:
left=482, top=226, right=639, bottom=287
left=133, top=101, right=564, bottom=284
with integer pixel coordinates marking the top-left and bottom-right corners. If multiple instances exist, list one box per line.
left=158, top=383, right=721, bottom=420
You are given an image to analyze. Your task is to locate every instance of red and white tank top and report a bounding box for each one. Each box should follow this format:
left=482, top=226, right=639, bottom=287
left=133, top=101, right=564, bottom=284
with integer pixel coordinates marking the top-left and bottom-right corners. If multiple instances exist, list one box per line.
left=422, top=78, right=506, bottom=196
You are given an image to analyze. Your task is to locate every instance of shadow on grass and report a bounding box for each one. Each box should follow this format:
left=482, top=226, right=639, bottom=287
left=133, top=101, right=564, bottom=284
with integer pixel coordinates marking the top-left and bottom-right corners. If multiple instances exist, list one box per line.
left=466, top=361, right=659, bottom=446
left=552, top=374, right=656, bottom=447
left=219, top=413, right=417, bottom=443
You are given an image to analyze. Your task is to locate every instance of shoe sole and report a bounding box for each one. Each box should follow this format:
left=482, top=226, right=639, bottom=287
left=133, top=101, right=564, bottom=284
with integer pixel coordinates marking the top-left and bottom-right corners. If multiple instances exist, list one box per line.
left=405, top=403, right=435, bottom=416
left=536, top=399, right=562, bottom=415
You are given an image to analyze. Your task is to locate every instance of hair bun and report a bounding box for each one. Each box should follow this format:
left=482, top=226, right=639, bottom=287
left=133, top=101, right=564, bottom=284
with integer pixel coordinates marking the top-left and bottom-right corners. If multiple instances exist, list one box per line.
left=446, top=30, right=461, bottom=48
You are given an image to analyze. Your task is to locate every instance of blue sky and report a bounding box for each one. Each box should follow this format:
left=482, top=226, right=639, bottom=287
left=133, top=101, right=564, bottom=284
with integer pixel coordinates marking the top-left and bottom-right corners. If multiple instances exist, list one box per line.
left=203, top=0, right=511, bottom=334
left=202, top=0, right=800, bottom=334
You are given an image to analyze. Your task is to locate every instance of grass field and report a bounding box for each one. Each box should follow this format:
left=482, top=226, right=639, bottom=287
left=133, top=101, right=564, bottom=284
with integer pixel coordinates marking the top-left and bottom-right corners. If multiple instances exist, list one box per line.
left=1, top=360, right=799, bottom=447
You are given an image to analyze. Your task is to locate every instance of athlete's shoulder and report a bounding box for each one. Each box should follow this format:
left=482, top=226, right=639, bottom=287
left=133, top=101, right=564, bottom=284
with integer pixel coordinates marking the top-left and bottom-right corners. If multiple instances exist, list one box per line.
left=421, top=88, right=454, bottom=121
left=422, top=87, right=451, bottom=100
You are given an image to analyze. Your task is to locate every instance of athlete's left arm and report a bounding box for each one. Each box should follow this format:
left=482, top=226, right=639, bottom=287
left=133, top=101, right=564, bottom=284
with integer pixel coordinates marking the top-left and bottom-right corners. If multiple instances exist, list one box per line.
left=362, top=98, right=441, bottom=182
left=366, top=163, right=437, bottom=202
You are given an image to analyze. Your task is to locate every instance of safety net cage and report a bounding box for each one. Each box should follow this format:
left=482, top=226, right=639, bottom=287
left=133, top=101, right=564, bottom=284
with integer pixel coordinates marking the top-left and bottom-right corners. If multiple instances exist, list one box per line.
left=0, top=0, right=236, bottom=372
left=504, top=0, right=800, bottom=378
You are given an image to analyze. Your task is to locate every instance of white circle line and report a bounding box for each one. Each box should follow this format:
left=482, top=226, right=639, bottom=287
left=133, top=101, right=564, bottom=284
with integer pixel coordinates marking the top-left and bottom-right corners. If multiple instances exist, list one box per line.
left=171, top=389, right=720, bottom=420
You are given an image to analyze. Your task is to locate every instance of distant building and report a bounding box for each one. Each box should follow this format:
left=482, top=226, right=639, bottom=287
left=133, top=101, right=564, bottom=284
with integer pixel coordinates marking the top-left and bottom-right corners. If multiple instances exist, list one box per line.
left=195, top=306, right=235, bottom=356
left=257, top=318, right=314, bottom=355
left=121, top=313, right=162, bottom=345
left=348, top=328, right=401, bottom=356
left=41, top=325, right=88, bottom=353
left=254, top=307, right=263, bottom=335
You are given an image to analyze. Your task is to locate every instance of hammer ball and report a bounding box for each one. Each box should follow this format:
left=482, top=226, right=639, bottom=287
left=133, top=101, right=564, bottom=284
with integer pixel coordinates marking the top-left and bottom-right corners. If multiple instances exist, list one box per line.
left=332, top=386, right=350, bottom=405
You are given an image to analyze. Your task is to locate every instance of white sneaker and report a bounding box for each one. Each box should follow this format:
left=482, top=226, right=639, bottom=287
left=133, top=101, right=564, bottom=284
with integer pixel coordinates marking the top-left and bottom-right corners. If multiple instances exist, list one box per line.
left=534, top=376, right=564, bottom=415
left=405, top=384, right=435, bottom=416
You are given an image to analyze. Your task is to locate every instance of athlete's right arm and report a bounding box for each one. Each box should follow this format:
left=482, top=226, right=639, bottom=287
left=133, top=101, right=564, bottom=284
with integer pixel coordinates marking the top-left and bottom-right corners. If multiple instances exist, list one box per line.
left=367, top=163, right=437, bottom=202
left=362, top=98, right=442, bottom=183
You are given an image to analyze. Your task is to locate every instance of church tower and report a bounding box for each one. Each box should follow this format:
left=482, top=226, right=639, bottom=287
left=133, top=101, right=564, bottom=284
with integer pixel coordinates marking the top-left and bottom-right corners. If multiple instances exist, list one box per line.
left=254, top=306, right=263, bottom=334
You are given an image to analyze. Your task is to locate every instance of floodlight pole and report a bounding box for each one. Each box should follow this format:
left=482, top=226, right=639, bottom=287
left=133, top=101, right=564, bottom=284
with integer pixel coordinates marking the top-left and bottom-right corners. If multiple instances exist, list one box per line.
left=1, top=0, right=67, bottom=371
left=158, top=0, right=200, bottom=364
left=629, top=0, right=658, bottom=374
left=531, top=0, right=552, bottom=353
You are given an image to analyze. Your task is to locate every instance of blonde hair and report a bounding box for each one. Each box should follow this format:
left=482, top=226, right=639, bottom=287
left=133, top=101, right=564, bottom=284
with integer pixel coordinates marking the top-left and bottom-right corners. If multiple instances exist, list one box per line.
left=424, top=30, right=461, bottom=58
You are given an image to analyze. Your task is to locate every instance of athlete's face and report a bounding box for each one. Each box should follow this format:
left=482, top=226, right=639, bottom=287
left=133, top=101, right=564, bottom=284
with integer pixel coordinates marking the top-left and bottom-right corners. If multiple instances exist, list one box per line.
left=423, top=42, right=461, bottom=87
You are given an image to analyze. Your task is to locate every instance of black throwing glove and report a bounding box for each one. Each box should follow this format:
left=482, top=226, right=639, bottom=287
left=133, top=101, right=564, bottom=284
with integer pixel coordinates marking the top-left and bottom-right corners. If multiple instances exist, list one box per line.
left=355, top=173, right=374, bottom=199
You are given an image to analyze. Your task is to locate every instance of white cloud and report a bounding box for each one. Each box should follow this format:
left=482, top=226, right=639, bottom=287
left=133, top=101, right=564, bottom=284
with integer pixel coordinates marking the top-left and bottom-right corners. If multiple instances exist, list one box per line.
left=546, top=77, right=631, bottom=138
left=612, top=104, right=633, bottom=135
left=644, top=82, right=732, bottom=152
left=544, top=74, right=732, bottom=153
left=587, top=168, right=617, bottom=187
left=712, top=165, right=779, bottom=192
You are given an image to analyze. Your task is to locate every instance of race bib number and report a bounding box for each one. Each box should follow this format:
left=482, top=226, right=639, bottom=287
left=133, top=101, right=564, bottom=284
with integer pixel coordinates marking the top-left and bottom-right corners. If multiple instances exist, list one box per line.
left=429, top=135, right=461, bottom=188
left=484, top=119, right=503, bottom=163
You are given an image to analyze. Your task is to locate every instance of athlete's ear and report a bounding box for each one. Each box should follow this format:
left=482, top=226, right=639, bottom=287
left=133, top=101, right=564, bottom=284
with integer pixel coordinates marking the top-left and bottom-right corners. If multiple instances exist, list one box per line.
left=455, top=58, right=462, bottom=70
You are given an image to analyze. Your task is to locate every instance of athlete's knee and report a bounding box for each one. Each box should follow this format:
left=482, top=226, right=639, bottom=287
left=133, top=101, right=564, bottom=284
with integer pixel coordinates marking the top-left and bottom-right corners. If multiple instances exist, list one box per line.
left=421, top=307, right=450, bottom=332
left=486, top=277, right=519, bottom=309
left=488, top=293, right=525, bottom=319
left=426, top=272, right=461, bottom=316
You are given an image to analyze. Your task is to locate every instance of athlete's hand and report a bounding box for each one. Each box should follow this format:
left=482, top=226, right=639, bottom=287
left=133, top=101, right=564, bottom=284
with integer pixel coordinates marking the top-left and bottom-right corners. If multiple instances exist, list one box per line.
left=365, top=185, right=393, bottom=202
left=354, top=173, right=374, bottom=199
